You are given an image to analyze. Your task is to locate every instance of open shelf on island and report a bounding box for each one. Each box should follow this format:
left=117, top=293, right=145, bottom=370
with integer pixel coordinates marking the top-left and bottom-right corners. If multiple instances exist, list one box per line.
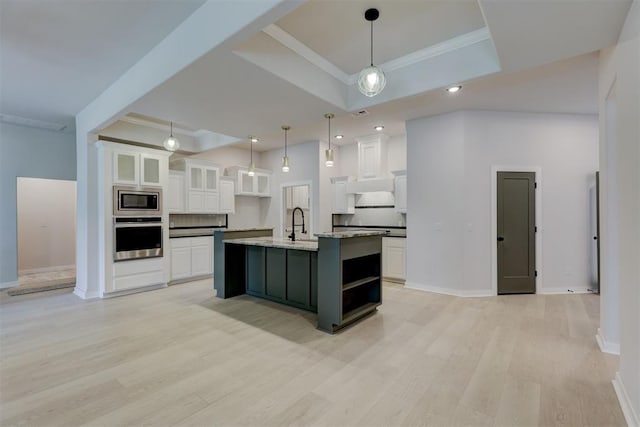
left=342, top=302, right=380, bottom=324
left=342, top=275, right=380, bottom=292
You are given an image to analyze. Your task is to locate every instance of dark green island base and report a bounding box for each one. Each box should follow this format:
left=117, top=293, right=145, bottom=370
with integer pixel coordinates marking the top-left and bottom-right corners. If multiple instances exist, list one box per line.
left=213, top=229, right=385, bottom=334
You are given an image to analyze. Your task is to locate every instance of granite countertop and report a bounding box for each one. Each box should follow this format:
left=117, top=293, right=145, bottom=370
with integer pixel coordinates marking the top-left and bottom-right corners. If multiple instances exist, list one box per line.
left=224, top=236, right=318, bottom=252
left=314, top=230, right=388, bottom=239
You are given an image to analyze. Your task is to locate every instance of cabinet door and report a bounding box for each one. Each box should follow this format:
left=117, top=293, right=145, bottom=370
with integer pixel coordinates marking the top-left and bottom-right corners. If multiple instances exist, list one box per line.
left=265, top=247, right=286, bottom=301
left=395, top=175, right=407, bottom=213
left=219, top=180, right=235, bottom=213
left=256, top=173, right=270, bottom=196
left=170, top=240, right=192, bottom=280
left=188, top=166, right=204, bottom=191
left=168, top=173, right=185, bottom=213
left=333, top=181, right=354, bottom=214
left=292, top=186, right=309, bottom=209
left=204, top=167, right=218, bottom=192
left=246, top=246, right=265, bottom=296
left=287, top=250, right=310, bottom=307
left=204, top=192, right=219, bottom=213
left=114, top=151, right=138, bottom=185
left=239, top=171, right=254, bottom=193
left=140, top=155, right=162, bottom=186
left=359, top=140, right=380, bottom=179
left=383, top=239, right=406, bottom=280
left=191, top=237, right=213, bottom=276
left=187, top=190, right=205, bottom=213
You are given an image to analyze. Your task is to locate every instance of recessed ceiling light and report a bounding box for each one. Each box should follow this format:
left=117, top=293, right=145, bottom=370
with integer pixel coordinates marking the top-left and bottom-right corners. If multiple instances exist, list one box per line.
left=374, top=125, right=384, bottom=131
left=446, top=85, right=462, bottom=93
left=335, top=135, right=344, bottom=140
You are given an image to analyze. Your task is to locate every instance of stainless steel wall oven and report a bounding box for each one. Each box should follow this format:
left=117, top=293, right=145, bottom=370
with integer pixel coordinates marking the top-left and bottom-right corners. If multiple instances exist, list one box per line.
left=113, top=217, right=163, bottom=261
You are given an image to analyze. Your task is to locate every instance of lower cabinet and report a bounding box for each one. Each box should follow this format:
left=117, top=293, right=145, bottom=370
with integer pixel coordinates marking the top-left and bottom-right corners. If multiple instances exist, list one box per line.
left=170, top=236, right=213, bottom=281
left=382, top=237, right=406, bottom=281
left=244, top=246, right=317, bottom=311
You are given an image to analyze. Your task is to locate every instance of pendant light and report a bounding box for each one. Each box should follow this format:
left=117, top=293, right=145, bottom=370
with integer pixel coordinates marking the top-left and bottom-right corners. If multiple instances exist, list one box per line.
left=357, top=8, right=386, bottom=97
left=247, top=135, right=255, bottom=176
left=324, top=113, right=335, bottom=167
left=163, top=121, right=180, bottom=151
left=281, top=125, right=291, bottom=173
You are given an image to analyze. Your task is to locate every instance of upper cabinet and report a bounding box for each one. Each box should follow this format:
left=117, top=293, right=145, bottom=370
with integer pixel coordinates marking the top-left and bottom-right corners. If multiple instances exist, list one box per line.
left=114, top=150, right=164, bottom=187
left=219, top=178, right=235, bottom=214
left=357, top=134, right=388, bottom=180
left=392, top=170, right=407, bottom=213
left=170, top=159, right=223, bottom=213
left=226, top=166, right=271, bottom=197
left=168, top=170, right=185, bottom=213
left=331, top=176, right=355, bottom=214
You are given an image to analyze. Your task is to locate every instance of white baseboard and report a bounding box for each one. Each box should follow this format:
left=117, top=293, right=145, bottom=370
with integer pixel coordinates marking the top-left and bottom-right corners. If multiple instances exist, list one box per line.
left=73, top=286, right=100, bottom=300
left=102, top=283, right=167, bottom=298
left=596, top=328, right=621, bottom=355
left=404, top=282, right=492, bottom=298
left=19, top=264, right=75, bottom=275
left=613, top=372, right=640, bottom=427
left=539, top=287, right=593, bottom=295
left=0, top=280, right=19, bottom=290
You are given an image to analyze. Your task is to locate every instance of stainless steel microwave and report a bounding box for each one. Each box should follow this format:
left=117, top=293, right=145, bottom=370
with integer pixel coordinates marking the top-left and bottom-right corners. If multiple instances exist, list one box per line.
left=113, top=186, right=162, bottom=217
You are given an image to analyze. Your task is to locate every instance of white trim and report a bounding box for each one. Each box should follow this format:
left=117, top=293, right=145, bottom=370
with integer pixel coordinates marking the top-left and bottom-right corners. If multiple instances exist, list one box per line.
left=491, top=166, right=543, bottom=296
left=263, top=24, right=351, bottom=84
left=73, top=286, right=100, bottom=300
left=0, top=280, right=19, bottom=290
left=613, top=372, right=640, bottom=427
left=262, top=24, right=491, bottom=87
left=120, top=116, right=198, bottom=137
left=538, top=287, right=592, bottom=295
left=279, top=180, right=313, bottom=239
left=596, top=328, right=621, bottom=355
left=101, top=283, right=166, bottom=298
left=18, top=264, right=75, bottom=275
left=405, top=282, right=492, bottom=298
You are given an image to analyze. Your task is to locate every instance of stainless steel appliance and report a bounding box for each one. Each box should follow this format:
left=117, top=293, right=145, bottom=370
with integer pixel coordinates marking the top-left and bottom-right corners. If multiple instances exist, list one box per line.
left=114, top=217, right=163, bottom=261
left=113, top=186, right=162, bottom=217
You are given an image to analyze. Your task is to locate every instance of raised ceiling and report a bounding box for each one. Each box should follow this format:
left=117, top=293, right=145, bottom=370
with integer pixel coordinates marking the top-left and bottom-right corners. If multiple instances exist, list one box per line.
left=275, top=0, right=486, bottom=74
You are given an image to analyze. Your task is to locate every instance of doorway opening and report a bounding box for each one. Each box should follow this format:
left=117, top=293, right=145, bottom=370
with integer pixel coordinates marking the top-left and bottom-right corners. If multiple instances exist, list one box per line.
left=281, top=183, right=312, bottom=240
left=13, top=177, right=76, bottom=295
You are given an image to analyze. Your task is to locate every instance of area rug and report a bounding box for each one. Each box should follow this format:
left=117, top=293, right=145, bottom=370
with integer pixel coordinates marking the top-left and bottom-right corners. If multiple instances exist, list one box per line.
left=7, top=278, right=76, bottom=296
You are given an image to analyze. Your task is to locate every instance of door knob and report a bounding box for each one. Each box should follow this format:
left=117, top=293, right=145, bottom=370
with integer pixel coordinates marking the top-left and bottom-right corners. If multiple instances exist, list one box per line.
left=593, top=236, right=598, bottom=240
left=497, top=236, right=505, bottom=241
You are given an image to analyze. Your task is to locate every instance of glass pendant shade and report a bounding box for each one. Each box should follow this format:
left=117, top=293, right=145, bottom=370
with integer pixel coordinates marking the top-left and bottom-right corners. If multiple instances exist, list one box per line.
left=163, top=121, right=180, bottom=151
left=248, top=162, right=255, bottom=177
left=325, top=148, right=334, bottom=167
left=358, top=65, right=386, bottom=97
left=282, top=156, right=290, bottom=173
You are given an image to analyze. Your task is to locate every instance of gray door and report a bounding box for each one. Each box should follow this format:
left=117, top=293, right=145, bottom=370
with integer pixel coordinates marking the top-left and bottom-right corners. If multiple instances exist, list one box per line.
left=497, top=172, right=536, bottom=294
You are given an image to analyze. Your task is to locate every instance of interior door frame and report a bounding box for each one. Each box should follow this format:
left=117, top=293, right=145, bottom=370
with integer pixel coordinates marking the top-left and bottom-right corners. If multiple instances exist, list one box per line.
left=279, top=180, right=313, bottom=239
left=491, top=166, right=542, bottom=296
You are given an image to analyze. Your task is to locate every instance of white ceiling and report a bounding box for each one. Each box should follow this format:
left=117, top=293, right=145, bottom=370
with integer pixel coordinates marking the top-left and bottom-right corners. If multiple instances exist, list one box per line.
left=0, top=0, right=205, bottom=130
left=1, top=0, right=632, bottom=154
left=276, top=0, right=486, bottom=74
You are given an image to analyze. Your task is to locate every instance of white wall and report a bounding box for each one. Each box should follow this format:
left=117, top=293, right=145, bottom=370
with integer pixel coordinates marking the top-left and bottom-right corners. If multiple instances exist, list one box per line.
left=598, top=1, right=640, bottom=424
left=0, top=123, right=76, bottom=287
left=191, top=145, right=263, bottom=229
left=17, top=178, right=76, bottom=273
left=406, top=111, right=599, bottom=296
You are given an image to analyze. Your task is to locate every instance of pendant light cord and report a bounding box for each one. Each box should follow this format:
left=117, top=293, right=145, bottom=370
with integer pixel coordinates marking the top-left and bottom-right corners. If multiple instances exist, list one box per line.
left=170, top=121, right=173, bottom=137
left=284, top=128, right=288, bottom=156
left=328, top=116, right=331, bottom=149
left=250, top=138, right=253, bottom=163
left=370, top=20, right=374, bottom=66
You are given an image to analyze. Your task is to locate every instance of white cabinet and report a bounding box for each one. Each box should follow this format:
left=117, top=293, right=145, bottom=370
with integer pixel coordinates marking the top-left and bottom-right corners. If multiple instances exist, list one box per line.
left=170, top=236, right=213, bottom=281
left=168, top=171, right=185, bottom=213
left=392, top=170, right=407, bottom=213
left=357, top=135, right=387, bottom=180
left=226, top=166, right=272, bottom=197
left=170, top=159, right=222, bottom=213
left=219, top=178, right=235, bottom=214
left=287, top=186, right=309, bottom=209
left=331, top=176, right=355, bottom=214
left=114, top=150, right=162, bottom=187
left=382, top=237, right=406, bottom=281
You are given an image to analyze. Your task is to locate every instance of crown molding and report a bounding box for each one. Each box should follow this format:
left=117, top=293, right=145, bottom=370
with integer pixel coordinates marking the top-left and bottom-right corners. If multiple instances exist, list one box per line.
left=262, top=24, right=351, bottom=84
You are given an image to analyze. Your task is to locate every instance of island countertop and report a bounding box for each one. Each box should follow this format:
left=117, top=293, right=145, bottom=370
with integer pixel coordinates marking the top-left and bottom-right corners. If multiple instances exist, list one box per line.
left=224, top=236, right=318, bottom=252
left=314, top=230, right=388, bottom=239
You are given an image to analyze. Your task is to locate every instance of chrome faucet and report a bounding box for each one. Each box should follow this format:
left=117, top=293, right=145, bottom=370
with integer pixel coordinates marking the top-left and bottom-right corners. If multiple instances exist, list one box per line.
left=289, top=207, right=306, bottom=242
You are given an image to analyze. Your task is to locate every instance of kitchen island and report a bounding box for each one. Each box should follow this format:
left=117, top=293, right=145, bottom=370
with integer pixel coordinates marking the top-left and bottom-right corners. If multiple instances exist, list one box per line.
left=216, top=230, right=386, bottom=333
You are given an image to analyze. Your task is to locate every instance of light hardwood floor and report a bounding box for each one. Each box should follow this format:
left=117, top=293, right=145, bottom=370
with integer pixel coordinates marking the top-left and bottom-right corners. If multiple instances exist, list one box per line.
left=0, top=281, right=624, bottom=426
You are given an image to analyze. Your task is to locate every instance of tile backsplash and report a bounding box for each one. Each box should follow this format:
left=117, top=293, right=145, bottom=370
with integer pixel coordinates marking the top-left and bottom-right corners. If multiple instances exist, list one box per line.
left=169, top=213, right=227, bottom=228
left=333, top=207, right=405, bottom=228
